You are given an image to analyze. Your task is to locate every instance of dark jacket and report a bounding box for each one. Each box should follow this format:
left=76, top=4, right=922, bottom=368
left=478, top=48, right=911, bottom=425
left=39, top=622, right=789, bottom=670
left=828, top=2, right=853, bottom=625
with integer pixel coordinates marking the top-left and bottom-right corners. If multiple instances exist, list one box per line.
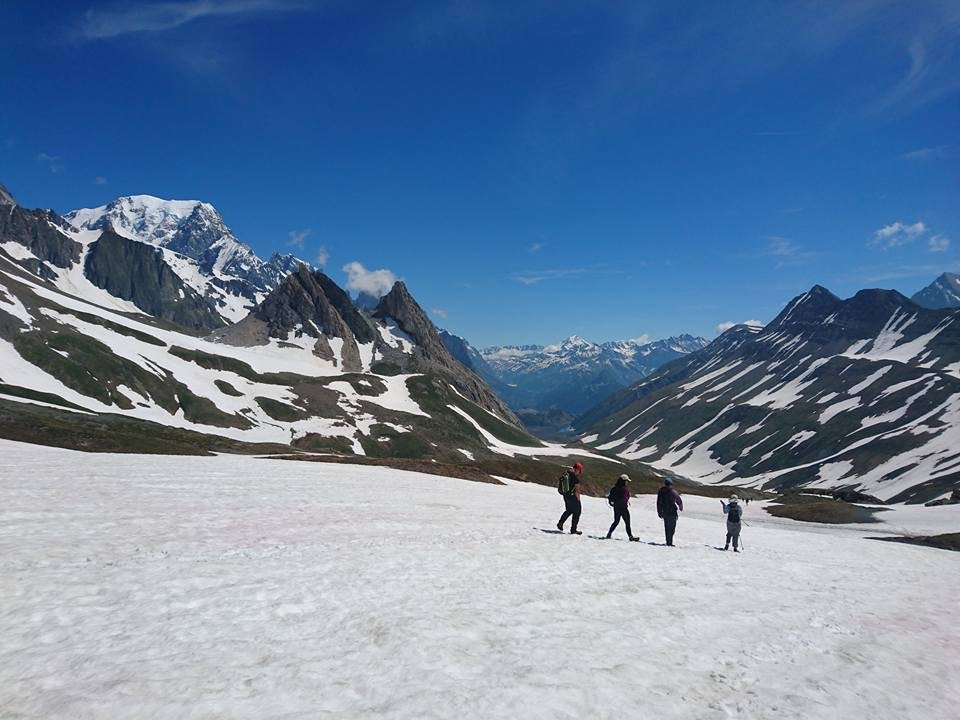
left=657, top=486, right=683, bottom=518
left=610, top=484, right=630, bottom=508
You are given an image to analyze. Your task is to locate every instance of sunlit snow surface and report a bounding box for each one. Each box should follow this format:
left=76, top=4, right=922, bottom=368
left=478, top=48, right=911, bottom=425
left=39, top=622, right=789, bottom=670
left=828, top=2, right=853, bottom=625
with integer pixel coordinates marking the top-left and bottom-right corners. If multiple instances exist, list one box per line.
left=1, top=441, right=958, bottom=719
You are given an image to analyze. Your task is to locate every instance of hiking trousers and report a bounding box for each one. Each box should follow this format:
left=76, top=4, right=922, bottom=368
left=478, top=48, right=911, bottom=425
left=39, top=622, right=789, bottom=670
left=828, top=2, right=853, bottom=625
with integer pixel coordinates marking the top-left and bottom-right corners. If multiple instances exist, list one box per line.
left=725, top=521, right=741, bottom=550
left=662, top=515, right=678, bottom=545
left=559, top=494, right=581, bottom=532
left=608, top=506, right=633, bottom=538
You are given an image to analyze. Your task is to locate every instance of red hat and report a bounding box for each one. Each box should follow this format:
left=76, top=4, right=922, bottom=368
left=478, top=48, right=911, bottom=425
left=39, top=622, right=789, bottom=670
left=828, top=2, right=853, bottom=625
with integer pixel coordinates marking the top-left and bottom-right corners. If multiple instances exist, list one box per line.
left=573, top=463, right=583, bottom=473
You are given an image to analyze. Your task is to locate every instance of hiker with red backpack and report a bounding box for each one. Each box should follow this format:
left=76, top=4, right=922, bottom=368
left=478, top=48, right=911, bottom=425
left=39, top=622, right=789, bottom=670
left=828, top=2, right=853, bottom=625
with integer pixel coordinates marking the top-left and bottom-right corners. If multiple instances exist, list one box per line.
left=556, top=463, right=583, bottom=535
left=606, top=474, right=639, bottom=541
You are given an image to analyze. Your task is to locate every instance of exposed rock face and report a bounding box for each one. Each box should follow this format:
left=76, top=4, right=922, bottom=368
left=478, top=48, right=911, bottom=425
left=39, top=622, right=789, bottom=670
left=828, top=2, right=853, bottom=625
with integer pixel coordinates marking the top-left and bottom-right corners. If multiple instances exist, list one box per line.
left=375, top=282, right=518, bottom=422
left=0, top=187, right=81, bottom=270
left=242, top=265, right=366, bottom=371
left=84, top=230, right=226, bottom=331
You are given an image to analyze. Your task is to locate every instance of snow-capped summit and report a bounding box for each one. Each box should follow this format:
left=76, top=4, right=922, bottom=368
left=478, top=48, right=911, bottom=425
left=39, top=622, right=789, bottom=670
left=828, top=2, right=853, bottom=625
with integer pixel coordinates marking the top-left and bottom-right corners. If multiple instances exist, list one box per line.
left=66, top=195, right=306, bottom=323
left=912, top=272, right=960, bottom=310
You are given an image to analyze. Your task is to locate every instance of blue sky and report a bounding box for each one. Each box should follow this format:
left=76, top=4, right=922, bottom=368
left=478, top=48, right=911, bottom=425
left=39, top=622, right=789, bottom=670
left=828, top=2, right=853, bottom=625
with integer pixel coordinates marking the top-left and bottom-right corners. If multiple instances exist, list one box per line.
left=1, top=0, right=958, bottom=347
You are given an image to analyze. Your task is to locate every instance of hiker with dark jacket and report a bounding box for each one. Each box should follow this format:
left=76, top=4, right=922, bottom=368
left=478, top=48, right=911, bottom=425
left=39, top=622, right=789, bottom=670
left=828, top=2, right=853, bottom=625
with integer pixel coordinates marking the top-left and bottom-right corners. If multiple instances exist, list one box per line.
left=606, top=474, right=639, bottom=541
left=721, top=494, right=744, bottom=552
left=557, top=463, right=583, bottom=535
left=656, top=478, right=683, bottom=546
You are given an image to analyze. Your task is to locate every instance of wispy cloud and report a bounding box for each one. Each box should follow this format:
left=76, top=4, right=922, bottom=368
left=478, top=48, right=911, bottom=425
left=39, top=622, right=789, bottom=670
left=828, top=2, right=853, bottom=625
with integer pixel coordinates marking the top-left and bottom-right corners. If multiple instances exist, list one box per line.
left=315, top=245, right=329, bottom=267
left=36, top=152, right=64, bottom=174
left=77, top=0, right=311, bottom=40
left=871, top=220, right=928, bottom=249
left=902, top=144, right=950, bottom=160
left=286, top=228, right=311, bottom=250
left=94, top=176, right=108, bottom=185
left=762, top=236, right=818, bottom=267
left=527, top=242, right=545, bottom=254
left=838, top=262, right=957, bottom=285
left=431, top=308, right=448, bottom=320
left=929, top=234, right=950, bottom=253
left=508, top=266, right=626, bottom=285
left=342, top=261, right=398, bottom=298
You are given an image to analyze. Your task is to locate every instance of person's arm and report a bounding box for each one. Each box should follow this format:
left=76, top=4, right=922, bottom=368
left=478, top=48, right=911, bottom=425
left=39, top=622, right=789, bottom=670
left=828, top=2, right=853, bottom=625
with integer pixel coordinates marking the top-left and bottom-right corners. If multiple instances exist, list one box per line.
left=574, top=477, right=581, bottom=498
left=674, top=489, right=683, bottom=512
left=721, top=501, right=728, bottom=514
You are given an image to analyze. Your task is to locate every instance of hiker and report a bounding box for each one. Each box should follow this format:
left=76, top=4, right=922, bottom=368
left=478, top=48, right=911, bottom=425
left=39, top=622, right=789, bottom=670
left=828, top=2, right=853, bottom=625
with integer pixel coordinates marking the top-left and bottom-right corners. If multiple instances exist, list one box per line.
left=721, top=494, right=744, bottom=552
left=557, top=462, right=583, bottom=535
left=656, top=478, right=683, bottom=546
left=606, top=474, right=639, bottom=541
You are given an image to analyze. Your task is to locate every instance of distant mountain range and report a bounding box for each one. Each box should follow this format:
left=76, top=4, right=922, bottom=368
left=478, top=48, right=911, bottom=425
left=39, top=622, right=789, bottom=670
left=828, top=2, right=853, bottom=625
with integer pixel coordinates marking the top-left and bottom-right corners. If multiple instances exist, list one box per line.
left=441, top=332, right=709, bottom=422
left=576, top=286, right=960, bottom=504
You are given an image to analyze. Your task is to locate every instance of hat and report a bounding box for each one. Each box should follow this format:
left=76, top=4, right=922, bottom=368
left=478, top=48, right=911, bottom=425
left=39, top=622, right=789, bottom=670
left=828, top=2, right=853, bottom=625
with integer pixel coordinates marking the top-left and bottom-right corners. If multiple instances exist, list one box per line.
left=573, top=462, right=583, bottom=473
left=664, top=478, right=674, bottom=486
left=619, top=474, right=631, bottom=482
left=729, top=494, right=739, bottom=503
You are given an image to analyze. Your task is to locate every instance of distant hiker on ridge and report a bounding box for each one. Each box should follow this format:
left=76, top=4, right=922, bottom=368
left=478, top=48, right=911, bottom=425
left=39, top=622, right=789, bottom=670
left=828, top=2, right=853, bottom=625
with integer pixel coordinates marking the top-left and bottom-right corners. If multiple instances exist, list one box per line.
left=656, top=478, right=683, bottom=546
left=557, top=463, right=583, bottom=535
left=606, top=474, right=639, bottom=541
left=721, top=494, right=744, bottom=552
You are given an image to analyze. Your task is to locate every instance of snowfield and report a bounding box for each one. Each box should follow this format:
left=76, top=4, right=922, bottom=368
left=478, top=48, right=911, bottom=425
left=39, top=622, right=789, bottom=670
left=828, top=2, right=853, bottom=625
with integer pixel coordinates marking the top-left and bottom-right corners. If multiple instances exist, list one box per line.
left=1, top=440, right=958, bottom=720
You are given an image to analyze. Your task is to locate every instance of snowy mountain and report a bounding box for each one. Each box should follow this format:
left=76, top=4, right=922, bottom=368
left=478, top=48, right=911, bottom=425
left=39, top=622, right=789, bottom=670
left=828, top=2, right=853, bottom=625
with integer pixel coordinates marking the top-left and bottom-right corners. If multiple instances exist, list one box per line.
left=576, top=285, right=960, bottom=503
left=0, top=182, right=615, bottom=471
left=475, top=334, right=709, bottom=416
left=65, top=194, right=305, bottom=323
left=912, top=272, right=960, bottom=310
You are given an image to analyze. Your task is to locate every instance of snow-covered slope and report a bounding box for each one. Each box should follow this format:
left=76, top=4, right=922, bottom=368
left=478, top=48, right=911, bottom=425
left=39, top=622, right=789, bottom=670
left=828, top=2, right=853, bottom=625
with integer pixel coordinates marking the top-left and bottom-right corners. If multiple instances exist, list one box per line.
left=578, top=286, right=960, bottom=503
left=1, top=440, right=957, bottom=720
left=474, top=334, right=709, bottom=415
left=65, top=194, right=305, bottom=323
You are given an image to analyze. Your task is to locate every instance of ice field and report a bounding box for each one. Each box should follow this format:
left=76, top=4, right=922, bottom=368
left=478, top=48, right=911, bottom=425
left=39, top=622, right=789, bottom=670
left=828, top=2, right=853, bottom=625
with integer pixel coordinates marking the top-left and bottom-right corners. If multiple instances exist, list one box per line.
left=1, top=440, right=958, bottom=719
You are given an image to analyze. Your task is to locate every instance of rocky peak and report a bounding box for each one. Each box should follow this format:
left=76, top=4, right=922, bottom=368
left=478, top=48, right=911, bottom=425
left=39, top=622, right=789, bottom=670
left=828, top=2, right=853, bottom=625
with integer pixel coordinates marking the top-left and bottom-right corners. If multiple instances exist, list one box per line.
left=0, top=183, right=17, bottom=207
left=374, top=281, right=449, bottom=364
left=912, top=272, right=960, bottom=310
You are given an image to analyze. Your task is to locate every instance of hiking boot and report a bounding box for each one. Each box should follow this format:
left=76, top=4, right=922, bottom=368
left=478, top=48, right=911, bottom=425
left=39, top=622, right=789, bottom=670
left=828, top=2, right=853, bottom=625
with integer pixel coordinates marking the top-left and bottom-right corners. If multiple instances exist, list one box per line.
left=733, top=548, right=740, bottom=553
left=724, top=545, right=729, bottom=551
left=570, top=530, right=582, bottom=535
left=629, top=537, right=639, bottom=542
left=605, top=533, right=612, bottom=539
left=556, top=521, right=563, bottom=531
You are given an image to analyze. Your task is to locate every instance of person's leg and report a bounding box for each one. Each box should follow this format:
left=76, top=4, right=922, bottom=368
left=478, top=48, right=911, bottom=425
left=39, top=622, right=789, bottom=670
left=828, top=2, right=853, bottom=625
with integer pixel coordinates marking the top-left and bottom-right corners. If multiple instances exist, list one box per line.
left=570, top=497, right=582, bottom=533
left=732, top=527, right=740, bottom=551
left=623, top=508, right=634, bottom=539
left=665, top=516, right=677, bottom=545
left=607, top=508, right=621, bottom=538
left=725, top=530, right=731, bottom=549
left=558, top=495, right=574, bottom=529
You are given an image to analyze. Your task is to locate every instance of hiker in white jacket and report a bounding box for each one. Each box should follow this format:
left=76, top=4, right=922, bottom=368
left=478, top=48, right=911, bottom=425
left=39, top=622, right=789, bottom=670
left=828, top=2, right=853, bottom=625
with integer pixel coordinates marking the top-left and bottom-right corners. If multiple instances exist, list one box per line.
left=721, top=495, right=744, bottom=552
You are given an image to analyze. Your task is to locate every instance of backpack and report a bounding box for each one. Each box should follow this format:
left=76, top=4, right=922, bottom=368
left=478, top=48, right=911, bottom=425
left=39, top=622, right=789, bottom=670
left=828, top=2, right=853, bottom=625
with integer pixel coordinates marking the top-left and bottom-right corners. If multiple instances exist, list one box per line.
left=728, top=503, right=742, bottom=523
left=558, top=472, right=573, bottom=495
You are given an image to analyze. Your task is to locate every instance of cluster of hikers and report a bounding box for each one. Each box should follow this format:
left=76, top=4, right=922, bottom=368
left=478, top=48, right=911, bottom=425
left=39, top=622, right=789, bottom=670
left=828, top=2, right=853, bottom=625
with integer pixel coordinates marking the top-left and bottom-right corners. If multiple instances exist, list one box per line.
left=556, top=463, right=747, bottom=551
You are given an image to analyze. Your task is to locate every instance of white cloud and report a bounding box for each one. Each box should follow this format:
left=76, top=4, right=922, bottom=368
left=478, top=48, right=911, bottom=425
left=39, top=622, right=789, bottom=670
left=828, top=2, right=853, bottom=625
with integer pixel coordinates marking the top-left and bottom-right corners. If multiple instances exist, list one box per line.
left=871, top=220, right=928, bottom=248
left=716, top=320, right=763, bottom=334
left=431, top=308, right=448, bottom=320
left=94, top=176, right=108, bottom=185
left=527, top=242, right=545, bottom=254
left=902, top=145, right=950, bottom=160
left=36, top=152, right=63, bottom=174
left=342, top=261, right=398, bottom=298
left=78, top=0, right=310, bottom=40
left=629, top=334, right=652, bottom=345
left=929, top=235, right=950, bottom=253
left=286, top=228, right=311, bottom=250
left=315, top=246, right=329, bottom=267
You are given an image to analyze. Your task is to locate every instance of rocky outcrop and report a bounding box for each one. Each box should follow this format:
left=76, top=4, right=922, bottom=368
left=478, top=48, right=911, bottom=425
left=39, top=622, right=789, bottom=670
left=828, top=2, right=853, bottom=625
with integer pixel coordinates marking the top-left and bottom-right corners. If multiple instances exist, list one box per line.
left=241, top=265, right=367, bottom=371
left=84, top=230, right=226, bottom=331
left=375, top=282, right=518, bottom=422
left=0, top=186, right=81, bottom=270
